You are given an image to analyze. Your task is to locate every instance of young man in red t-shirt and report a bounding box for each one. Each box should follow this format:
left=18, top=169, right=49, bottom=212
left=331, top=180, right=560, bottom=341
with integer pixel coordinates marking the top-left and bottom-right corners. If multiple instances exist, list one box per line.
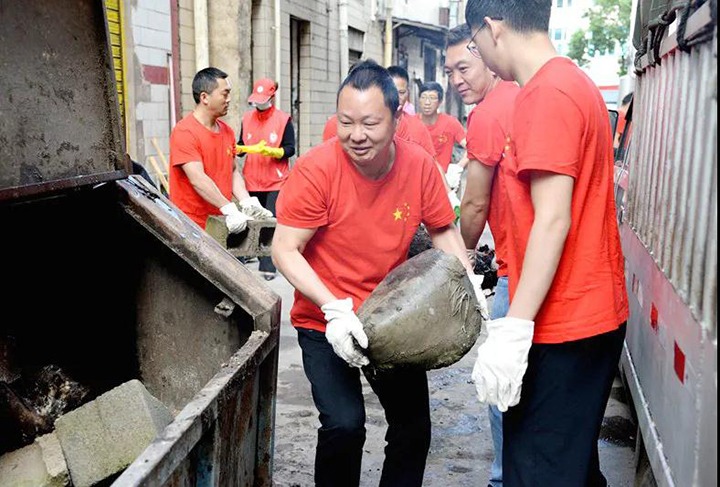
left=466, top=1, right=629, bottom=485
left=169, top=67, right=270, bottom=233
left=445, top=23, right=520, bottom=487
left=417, top=81, right=468, bottom=189
left=273, top=60, right=487, bottom=487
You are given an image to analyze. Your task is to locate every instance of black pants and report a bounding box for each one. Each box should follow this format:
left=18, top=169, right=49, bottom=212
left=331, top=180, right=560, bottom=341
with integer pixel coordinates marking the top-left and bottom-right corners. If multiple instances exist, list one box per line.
left=249, top=190, right=278, bottom=273
left=503, top=323, right=627, bottom=487
left=297, top=328, right=431, bottom=487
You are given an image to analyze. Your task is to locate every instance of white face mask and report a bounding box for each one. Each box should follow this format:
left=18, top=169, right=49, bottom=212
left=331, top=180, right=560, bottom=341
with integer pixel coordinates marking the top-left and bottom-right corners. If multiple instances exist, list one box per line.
left=255, top=100, right=272, bottom=111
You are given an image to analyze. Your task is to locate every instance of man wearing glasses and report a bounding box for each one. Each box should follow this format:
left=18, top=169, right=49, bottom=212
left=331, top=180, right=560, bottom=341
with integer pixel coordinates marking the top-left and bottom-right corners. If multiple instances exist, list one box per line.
left=417, top=81, right=469, bottom=191
left=444, top=23, right=520, bottom=487
left=465, top=1, right=629, bottom=486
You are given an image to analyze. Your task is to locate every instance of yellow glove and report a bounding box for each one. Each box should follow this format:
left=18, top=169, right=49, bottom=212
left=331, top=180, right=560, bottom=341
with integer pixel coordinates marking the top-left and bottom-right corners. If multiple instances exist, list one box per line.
left=259, top=145, right=285, bottom=159
left=236, top=140, right=267, bottom=155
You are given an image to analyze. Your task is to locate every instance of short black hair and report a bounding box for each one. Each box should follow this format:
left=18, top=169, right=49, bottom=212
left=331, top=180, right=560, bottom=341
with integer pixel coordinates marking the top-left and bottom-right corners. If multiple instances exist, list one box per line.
left=419, top=82, right=444, bottom=102
left=447, top=24, right=472, bottom=48
left=465, top=0, right=552, bottom=33
left=337, top=59, right=400, bottom=114
left=387, top=65, right=410, bottom=83
left=192, top=67, right=228, bottom=104
left=621, top=92, right=634, bottom=106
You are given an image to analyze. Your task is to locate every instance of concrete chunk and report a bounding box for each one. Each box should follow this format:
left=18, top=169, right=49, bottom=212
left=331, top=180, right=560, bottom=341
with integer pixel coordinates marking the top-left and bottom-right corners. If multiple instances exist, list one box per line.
left=0, top=433, right=70, bottom=487
left=54, top=380, right=173, bottom=487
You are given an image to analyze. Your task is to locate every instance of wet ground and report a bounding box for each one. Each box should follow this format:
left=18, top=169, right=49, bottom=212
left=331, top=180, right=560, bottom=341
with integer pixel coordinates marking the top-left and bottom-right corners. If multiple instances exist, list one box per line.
left=252, top=254, right=638, bottom=487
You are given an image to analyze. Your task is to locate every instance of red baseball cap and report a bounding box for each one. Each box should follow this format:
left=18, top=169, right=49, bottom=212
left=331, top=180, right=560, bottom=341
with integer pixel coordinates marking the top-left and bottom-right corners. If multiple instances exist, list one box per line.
left=248, top=78, right=277, bottom=104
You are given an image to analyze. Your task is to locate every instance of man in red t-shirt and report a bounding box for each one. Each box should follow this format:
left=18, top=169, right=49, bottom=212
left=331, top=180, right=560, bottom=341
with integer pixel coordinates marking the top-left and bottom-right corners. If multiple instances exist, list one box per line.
left=466, top=1, right=629, bottom=485
left=169, top=67, right=270, bottom=233
left=417, top=81, right=468, bottom=188
left=445, top=23, right=520, bottom=487
left=273, top=60, right=486, bottom=487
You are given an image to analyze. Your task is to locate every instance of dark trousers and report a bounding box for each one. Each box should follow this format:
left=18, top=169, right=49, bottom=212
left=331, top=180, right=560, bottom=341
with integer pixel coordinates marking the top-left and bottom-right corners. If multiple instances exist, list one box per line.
left=249, top=190, right=278, bottom=273
left=297, top=328, right=431, bottom=487
left=503, top=323, right=627, bottom=487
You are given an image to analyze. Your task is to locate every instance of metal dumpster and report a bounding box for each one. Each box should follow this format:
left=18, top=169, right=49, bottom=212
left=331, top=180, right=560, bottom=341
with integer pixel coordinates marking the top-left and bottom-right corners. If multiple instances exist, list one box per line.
left=0, top=1, right=281, bottom=485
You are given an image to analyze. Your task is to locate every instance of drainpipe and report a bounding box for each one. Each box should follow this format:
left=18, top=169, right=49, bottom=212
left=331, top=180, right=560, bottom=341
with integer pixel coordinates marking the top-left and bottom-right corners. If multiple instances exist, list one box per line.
left=384, top=0, right=393, bottom=67
left=339, top=0, right=349, bottom=77
left=194, top=0, right=209, bottom=70
left=274, top=0, right=282, bottom=108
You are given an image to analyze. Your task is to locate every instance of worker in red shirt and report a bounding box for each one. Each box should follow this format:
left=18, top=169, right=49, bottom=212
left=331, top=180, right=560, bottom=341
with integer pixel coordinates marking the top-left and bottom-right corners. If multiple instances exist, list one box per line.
left=272, top=60, right=487, bottom=487
left=169, top=67, right=268, bottom=234
left=417, top=81, right=468, bottom=190
left=445, top=23, right=520, bottom=487
left=466, top=1, right=629, bottom=485
left=237, top=77, right=296, bottom=280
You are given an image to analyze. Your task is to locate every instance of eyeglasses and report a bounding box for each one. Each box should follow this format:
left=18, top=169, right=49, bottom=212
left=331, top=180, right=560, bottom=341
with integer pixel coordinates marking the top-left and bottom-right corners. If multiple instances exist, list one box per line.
left=466, top=17, right=503, bottom=59
left=419, top=94, right=440, bottom=101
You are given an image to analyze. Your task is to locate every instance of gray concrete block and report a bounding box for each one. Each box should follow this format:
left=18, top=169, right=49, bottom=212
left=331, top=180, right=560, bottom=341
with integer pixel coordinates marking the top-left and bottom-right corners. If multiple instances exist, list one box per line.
left=0, top=433, right=69, bottom=487
left=55, top=380, right=173, bottom=487
left=206, top=216, right=276, bottom=258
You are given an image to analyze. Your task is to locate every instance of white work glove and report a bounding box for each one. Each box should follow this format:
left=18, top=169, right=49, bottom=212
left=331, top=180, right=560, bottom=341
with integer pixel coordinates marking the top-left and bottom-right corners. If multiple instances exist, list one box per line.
left=445, top=164, right=464, bottom=191
left=466, top=248, right=477, bottom=267
left=219, top=202, right=252, bottom=233
left=239, top=196, right=274, bottom=219
left=467, top=272, right=490, bottom=320
left=321, top=298, right=370, bottom=368
left=471, top=317, right=535, bottom=412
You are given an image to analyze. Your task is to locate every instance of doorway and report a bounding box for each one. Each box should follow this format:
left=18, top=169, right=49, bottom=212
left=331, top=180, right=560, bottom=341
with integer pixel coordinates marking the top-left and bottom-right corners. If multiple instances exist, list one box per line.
left=290, top=17, right=310, bottom=154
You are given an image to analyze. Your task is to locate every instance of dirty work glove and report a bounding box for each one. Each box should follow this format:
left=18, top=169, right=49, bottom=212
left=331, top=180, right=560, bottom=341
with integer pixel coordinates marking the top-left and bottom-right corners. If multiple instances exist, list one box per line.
left=239, top=196, right=274, bottom=219
left=448, top=190, right=461, bottom=223
left=236, top=140, right=267, bottom=155
left=321, top=298, right=370, bottom=368
left=467, top=273, right=489, bottom=320
left=471, top=317, right=535, bottom=412
left=220, top=202, right=252, bottom=234
left=445, top=164, right=464, bottom=191
left=466, top=248, right=477, bottom=267
left=259, top=145, right=285, bottom=159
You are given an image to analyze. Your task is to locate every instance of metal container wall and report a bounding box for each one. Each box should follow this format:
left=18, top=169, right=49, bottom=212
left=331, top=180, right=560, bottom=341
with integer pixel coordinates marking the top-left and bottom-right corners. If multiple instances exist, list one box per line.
left=621, top=7, right=717, bottom=485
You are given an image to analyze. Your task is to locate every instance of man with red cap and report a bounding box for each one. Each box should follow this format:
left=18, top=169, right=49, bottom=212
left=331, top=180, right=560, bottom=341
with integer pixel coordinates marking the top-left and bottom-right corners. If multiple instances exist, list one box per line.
left=237, top=77, right=297, bottom=280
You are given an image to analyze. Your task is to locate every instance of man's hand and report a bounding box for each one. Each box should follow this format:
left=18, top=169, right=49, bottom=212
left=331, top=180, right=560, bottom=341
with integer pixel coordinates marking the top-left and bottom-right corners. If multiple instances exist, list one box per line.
left=240, top=196, right=274, bottom=219
left=467, top=273, right=489, bottom=320
left=445, top=164, right=464, bottom=191
left=259, top=145, right=285, bottom=159
left=471, top=317, right=535, bottom=411
left=466, top=248, right=477, bottom=267
left=220, top=202, right=252, bottom=233
left=448, top=191, right=461, bottom=223
left=321, top=298, right=370, bottom=368
left=236, top=140, right=267, bottom=155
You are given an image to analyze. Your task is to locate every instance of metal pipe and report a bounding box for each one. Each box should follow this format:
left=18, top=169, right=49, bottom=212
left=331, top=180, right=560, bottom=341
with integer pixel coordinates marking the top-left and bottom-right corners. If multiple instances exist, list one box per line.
left=339, top=0, right=349, bottom=78
left=194, top=0, right=209, bottom=71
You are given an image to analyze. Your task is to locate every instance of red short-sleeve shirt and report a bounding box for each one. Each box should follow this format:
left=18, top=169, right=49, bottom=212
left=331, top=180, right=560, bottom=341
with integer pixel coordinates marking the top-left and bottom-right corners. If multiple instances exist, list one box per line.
left=277, top=137, right=455, bottom=332
left=466, top=81, right=520, bottom=277
left=421, top=113, right=466, bottom=171
left=502, top=57, right=628, bottom=343
left=169, top=114, right=236, bottom=228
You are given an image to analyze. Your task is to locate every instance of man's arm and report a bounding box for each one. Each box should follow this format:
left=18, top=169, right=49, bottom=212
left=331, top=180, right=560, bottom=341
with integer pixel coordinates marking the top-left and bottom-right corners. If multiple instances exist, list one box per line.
left=506, top=171, right=573, bottom=320
left=271, top=223, right=337, bottom=307
left=181, top=161, right=233, bottom=209
left=231, top=162, right=251, bottom=202
left=455, top=138, right=470, bottom=169
left=427, top=223, right=475, bottom=273
left=460, top=159, right=496, bottom=250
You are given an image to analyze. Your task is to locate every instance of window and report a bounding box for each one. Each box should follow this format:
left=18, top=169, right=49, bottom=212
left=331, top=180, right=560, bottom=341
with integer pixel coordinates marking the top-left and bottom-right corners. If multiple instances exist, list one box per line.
left=553, top=29, right=565, bottom=41
left=557, top=0, right=563, bottom=7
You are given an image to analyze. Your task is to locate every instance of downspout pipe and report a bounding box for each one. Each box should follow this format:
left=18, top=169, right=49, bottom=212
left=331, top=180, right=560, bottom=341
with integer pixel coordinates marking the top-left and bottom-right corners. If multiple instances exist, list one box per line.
left=384, top=0, right=393, bottom=67
left=194, top=0, right=209, bottom=70
left=274, top=0, right=282, bottom=108
left=339, top=0, right=349, bottom=77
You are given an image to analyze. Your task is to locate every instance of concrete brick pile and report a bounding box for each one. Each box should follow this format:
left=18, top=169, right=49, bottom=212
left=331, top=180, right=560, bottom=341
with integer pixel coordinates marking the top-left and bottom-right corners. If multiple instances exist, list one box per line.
left=0, top=380, right=173, bottom=487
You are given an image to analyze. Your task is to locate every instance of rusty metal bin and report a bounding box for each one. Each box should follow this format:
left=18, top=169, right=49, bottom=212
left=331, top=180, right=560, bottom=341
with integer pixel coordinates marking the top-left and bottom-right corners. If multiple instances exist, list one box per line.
left=0, top=1, right=280, bottom=485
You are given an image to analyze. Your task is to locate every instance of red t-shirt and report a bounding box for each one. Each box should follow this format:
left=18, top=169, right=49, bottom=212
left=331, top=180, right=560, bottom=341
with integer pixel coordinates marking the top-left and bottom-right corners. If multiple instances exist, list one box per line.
left=466, top=81, right=520, bottom=278
left=502, top=57, right=628, bottom=343
left=420, top=113, right=466, bottom=171
left=169, top=114, right=236, bottom=228
left=324, top=112, right=436, bottom=158
left=277, top=137, right=455, bottom=332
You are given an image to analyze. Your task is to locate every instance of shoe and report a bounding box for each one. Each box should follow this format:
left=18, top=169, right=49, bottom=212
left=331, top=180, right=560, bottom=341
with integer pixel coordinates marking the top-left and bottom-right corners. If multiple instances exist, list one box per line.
left=261, top=271, right=276, bottom=281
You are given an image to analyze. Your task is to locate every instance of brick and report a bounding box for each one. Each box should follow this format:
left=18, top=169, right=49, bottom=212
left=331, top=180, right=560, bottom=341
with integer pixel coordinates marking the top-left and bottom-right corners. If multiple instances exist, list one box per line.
left=206, top=216, right=276, bottom=258
left=55, top=380, right=173, bottom=487
left=0, top=433, right=69, bottom=487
